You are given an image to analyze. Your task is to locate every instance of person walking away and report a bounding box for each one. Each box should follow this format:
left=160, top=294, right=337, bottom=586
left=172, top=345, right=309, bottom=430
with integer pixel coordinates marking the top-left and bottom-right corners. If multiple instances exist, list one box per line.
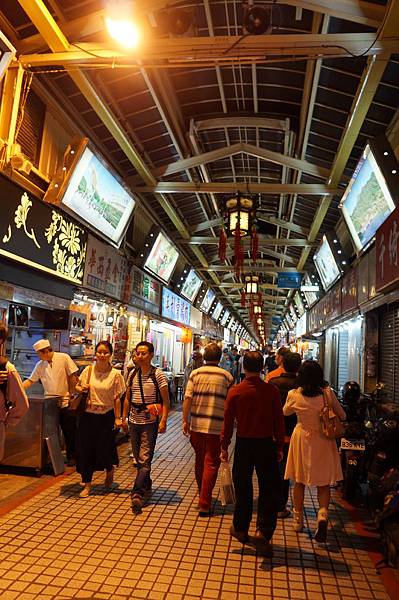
left=183, top=346, right=204, bottom=392
left=269, top=352, right=302, bottom=518
left=219, top=348, right=235, bottom=376
left=75, top=341, right=125, bottom=497
left=182, top=343, right=233, bottom=517
left=23, top=339, right=78, bottom=466
left=0, top=323, right=29, bottom=461
left=221, top=351, right=285, bottom=555
left=283, top=360, right=346, bottom=542
left=231, top=347, right=240, bottom=383
left=264, top=345, right=277, bottom=376
left=265, top=346, right=290, bottom=383
left=122, top=341, right=169, bottom=514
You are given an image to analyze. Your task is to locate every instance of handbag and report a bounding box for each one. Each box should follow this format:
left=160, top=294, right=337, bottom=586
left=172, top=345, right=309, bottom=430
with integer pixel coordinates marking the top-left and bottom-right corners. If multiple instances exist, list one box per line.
left=219, top=461, right=235, bottom=506
left=320, top=387, right=345, bottom=439
left=69, top=366, right=92, bottom=414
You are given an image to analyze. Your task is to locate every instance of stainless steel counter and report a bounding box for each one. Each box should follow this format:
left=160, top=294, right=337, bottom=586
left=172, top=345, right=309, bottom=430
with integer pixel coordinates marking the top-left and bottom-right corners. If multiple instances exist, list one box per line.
left=2, top=396, right=64, bottom=474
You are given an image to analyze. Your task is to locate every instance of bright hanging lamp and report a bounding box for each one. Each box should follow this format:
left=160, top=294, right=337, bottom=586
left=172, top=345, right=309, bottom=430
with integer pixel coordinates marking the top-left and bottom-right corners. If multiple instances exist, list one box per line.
left=218, top=193, right=259, bottom=276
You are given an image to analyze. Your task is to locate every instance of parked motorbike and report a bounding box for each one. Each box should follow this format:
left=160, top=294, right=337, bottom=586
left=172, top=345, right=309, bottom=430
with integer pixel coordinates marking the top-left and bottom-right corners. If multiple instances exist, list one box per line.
left=339, top=381, right=369, bottom=504
left=367, top=401, right=399, bottom=515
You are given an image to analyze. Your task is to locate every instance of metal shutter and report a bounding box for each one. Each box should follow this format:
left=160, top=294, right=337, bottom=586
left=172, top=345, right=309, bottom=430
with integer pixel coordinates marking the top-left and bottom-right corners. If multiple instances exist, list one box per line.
left=379, top=304, right=398, bottom=402
left=16, top=89, right=45, bottom=167
left=338, top=329, right=349, bottom=392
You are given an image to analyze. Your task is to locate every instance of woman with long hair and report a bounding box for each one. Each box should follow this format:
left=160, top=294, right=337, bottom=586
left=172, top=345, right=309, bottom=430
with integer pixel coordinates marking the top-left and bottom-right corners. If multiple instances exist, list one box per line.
left=283, top=360, right=346, bottom=542
left=75, top=341, right=125, bottom=498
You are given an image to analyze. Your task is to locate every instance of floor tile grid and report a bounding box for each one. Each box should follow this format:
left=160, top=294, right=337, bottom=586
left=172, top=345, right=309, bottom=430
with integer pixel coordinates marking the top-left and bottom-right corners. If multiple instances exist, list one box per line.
left=0, top=410, right=393, bottom=600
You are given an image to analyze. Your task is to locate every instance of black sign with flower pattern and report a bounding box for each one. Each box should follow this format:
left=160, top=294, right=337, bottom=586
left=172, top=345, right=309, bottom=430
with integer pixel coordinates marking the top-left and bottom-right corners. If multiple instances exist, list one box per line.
left=0, top=174, right=87, bottom=284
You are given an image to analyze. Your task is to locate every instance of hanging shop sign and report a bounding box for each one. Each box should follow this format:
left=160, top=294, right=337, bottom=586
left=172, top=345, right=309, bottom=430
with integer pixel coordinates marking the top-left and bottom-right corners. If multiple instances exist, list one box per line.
left=0, top=174, right=87, bottom=284
left=161, top=288, right=191, bottom=326
left=126, top=266, right=161, bottom=315
left=324, top=282, right=342, bottom=324
left=83, top=234, right=127, bottom=299
left=277, top=272, right=302, bottom=289
left=357, top=252, right=369, bottom=305
left=296, top=313, right=307, bottom=338
left=376, top=206, right=399, bottom=292
left=341, top=267, right=358, bottom=313
left=201, top=313, right=224, bottom=339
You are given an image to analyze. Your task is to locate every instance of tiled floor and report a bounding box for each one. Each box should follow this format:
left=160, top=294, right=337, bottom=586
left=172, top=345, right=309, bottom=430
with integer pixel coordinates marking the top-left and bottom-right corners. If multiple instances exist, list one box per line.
left=0, top=410, right=398, bottom=600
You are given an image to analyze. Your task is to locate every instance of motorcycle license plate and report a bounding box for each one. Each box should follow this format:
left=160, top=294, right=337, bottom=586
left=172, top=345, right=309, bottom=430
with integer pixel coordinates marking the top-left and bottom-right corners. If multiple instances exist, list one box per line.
left=340, top=438, right=366, bottom=451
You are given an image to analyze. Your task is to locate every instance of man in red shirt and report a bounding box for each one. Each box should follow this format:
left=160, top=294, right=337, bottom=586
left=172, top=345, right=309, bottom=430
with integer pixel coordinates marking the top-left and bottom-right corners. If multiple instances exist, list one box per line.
left=221, top=350, right=285, bottom=555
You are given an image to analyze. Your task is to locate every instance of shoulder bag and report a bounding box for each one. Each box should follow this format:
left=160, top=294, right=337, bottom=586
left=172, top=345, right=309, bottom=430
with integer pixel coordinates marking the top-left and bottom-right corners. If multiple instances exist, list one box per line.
left=69, top=366, right=92, bottom=414
left=320, top=387, right=345, bottom=439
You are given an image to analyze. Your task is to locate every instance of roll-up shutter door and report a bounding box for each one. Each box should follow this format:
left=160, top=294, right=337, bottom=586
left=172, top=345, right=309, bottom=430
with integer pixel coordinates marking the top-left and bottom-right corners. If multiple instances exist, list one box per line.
left=16, top=89, right=45, bottom=167
left=338, top=329, right=349, bottom=392
left=378, top=304, right=399, bottom=403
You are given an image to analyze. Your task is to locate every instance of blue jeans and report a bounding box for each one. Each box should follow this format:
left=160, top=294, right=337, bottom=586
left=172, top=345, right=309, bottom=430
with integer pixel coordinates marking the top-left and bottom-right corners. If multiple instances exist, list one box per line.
left=129, top=421, right=158, bottom=498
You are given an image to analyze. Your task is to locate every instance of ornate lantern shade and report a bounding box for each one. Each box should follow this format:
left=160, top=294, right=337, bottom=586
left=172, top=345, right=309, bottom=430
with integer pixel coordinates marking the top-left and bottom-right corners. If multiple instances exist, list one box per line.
left=245, top=275, right=259, bottom=295
left=225, top=195, right=253, bottom=237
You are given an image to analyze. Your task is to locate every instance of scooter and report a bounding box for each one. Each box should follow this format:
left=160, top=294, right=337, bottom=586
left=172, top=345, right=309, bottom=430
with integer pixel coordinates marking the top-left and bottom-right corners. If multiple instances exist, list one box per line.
left=339, top=381, right=369, bottom=504
left=367, top=402, right=399, bottom=516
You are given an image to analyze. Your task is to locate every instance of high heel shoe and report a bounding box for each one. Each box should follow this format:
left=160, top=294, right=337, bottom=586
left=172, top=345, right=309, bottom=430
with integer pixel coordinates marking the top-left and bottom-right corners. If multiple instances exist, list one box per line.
left=314, top=508, right=328, bottom=543
left=293, top=509, right=304, bottom=532
left=104, top=467, right=114, bottom=488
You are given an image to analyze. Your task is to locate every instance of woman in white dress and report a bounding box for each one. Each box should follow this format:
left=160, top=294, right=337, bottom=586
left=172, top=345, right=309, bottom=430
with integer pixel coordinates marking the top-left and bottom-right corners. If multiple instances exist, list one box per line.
left=284, top=360, right=346, bottom=542
left=76, top=341, right=125, bottom=497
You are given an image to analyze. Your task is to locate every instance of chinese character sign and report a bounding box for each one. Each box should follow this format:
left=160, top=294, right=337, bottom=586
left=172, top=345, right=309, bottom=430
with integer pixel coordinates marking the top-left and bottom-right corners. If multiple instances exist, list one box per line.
left=83, top=234, right=127, bottom=299
left=161, top=288, right=191, bottom=326
left=376, top=207, right=399, bottom=292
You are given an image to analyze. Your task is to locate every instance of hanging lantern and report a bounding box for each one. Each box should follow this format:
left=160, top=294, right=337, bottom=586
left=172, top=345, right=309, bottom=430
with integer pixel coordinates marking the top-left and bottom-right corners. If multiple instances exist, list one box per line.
left=220, top=193, right=259, bottom=269
left=225, top=194, right=253, bottom=237
left=254, top=305, right=261, bottom=314
left=245, top=275, right=259, bottom=295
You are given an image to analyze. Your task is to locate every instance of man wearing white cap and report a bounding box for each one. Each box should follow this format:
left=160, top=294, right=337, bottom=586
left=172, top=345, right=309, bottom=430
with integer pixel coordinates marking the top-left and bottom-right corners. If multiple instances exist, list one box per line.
left=23, top=339, right=79, bottom=466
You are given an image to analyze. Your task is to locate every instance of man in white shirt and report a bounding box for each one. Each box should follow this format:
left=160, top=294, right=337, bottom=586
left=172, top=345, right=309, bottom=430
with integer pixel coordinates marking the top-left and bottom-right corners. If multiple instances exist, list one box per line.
left=23, top=339, right=78, bottom=466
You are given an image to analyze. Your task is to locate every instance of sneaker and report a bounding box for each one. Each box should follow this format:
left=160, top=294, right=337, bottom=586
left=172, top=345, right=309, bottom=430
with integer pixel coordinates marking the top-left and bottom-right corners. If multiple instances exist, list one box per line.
left=293, top=509, right=304, bottom=533
left=230, top=525, right=249, bottom=544
left=131, top=495, right=143, bottom=515
left=252, top=530, right=273, bottom=557
left=314, top=508, right=328, bottom=543
left=277, top=508, right=291, bottom=519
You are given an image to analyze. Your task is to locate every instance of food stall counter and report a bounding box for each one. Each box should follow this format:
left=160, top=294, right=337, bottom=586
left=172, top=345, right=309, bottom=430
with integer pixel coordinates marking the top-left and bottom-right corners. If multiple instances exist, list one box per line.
left=2, top=396, right=64, bottom=474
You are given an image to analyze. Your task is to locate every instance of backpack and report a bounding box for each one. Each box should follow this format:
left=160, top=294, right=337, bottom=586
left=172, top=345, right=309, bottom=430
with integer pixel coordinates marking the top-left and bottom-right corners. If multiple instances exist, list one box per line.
left=127, top=366, right=163, bottom=417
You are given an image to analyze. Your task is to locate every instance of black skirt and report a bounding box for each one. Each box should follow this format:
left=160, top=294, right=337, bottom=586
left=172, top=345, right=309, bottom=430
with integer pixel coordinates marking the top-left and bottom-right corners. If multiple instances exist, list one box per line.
left=76, top=410, right=118, bottom=482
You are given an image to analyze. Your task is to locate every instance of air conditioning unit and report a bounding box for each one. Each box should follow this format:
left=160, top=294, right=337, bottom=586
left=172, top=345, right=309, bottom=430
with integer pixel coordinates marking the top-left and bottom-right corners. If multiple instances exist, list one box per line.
left=9, top=143, right=33, bottom=175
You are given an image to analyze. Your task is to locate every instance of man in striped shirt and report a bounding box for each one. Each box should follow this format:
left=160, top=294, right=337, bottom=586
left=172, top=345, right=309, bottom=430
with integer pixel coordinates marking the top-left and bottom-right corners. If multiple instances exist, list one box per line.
left=183, top=343, right=234, bottom=517
left=123, top=341, right=169, bottom=514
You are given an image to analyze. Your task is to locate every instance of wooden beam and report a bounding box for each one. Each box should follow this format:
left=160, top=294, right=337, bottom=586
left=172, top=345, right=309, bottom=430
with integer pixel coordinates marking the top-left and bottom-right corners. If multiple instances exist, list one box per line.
left=184, top=237, right=313, bottom=247
left=195, top=117, right=288, bottom=131
left=134, top=182, right=340, bottom=195
left=152, top=141, right=330, bottom=180
left=20, top=33, right=398, bottom=68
